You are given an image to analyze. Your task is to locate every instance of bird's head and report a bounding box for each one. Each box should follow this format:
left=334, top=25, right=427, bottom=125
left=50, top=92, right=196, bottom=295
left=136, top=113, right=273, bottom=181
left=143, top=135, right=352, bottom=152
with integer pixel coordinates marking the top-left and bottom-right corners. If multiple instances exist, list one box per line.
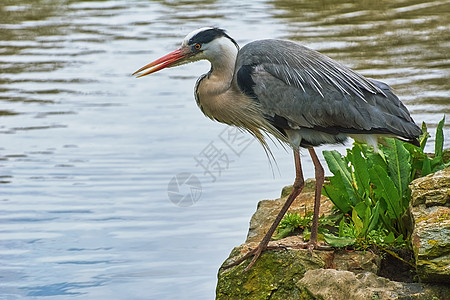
left=133, top=27, right=238, bottom=77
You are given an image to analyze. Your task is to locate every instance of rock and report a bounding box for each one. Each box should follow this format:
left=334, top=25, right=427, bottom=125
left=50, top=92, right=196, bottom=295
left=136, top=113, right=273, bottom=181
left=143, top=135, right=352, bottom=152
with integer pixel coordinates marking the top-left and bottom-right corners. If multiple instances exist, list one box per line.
left=412, top=205, right=450, bottom=283
left=297, top=269, right=403, bottom=300
left=333, top=250, right=381, bottom=274
left=217, top=241, right=384, bottom=299
left=410, top=167, right=450, bottom=283
left=217, top=247, right=331, bottom=300
left=297, top=269, right=450, bottom=300
left=217, top=247, right=450, bottom=299
left=410, top=167, right=450, bottom=207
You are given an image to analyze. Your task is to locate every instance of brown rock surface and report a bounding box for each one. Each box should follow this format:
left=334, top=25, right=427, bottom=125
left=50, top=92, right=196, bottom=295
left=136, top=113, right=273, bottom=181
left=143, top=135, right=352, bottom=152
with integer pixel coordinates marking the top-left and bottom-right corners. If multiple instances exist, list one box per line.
left=410, top=167, right=450, bottom=283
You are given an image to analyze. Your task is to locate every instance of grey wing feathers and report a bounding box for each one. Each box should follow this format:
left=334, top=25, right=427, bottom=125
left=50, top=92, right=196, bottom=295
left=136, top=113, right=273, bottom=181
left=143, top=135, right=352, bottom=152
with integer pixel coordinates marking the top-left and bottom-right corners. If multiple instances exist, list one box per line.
left=239, top=39, right=384, bottom=100
left=236, top=39, right=421, bottom=141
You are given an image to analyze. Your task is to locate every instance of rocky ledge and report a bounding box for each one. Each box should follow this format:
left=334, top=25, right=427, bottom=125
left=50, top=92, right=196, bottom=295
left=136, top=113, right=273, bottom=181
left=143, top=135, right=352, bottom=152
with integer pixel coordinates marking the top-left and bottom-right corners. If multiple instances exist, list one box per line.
left=216, top=168, right=450, bottom=300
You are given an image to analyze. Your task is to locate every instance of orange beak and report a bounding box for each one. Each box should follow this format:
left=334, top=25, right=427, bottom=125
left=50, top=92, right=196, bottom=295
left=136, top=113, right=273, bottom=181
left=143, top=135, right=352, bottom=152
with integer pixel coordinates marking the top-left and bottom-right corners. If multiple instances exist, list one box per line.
left=132, top=47, right=191, bottom=78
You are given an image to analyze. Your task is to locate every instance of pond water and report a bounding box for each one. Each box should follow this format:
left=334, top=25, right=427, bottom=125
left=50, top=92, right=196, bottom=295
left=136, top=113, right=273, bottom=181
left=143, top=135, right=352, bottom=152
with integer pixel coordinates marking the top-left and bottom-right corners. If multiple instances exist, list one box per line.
left=0, top=1, right=448, bottom=299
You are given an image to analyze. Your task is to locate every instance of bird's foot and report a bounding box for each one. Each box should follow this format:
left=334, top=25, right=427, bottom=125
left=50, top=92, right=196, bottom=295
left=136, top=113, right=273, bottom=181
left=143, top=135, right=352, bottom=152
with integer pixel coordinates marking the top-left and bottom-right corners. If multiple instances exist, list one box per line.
left=307, top=240, right=316, bottom=253
left=221, top=244, right=267, bottom=271
left=221, top=240, right=332, bottom=272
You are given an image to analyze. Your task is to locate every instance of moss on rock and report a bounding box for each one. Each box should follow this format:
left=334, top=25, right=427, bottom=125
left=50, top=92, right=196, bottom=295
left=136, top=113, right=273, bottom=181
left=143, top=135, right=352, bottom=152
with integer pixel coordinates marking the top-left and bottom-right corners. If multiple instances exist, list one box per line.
left=217, top=248, right=326, bottom=300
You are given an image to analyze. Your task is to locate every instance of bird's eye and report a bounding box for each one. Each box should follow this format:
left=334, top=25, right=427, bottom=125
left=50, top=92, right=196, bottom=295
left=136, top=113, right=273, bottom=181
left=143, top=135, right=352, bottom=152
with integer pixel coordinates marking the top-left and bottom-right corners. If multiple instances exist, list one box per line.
left=194, top=43, right=201, bottom=50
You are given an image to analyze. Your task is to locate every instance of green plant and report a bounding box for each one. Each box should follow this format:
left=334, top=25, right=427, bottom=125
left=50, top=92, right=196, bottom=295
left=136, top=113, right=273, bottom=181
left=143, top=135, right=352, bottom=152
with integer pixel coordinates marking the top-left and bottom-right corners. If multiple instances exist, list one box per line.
left=405, top=117, right=448, bottom=178
left=322, top=139, right=410, bottom=241
left=321, top=116, right=448, bottom=248
left=273, top=212, right=335, bottom=241
left=273, top=212, right=313, bottom=240
left=322, top=212, right=406, bottom=249
left=275, top=117, right=448, bottom=249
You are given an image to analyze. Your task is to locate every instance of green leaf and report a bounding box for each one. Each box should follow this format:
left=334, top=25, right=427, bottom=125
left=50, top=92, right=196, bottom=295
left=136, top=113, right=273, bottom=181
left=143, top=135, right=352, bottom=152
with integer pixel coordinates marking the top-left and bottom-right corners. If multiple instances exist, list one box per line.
left=354, top=202, right=368, bottom=222
left=403, top=142, right=428, bottom=180
left=273, top=226, right=295, bottom=240
left=420, top=121, right=429, bottom=151
left=323, top=233, right=356, bottom=247
left=383, top=138, right=411, bottom=199
left=366, top=148, right=388, bottom=171
left=395, top=234, right=404, bottom=244
left=352, top=208, right=364, bottom=236
left=323, top=173, right=353, bottom=213
left=367, top=201, right=380, bottom=233
left=362, top=205, right=372, bottom=236
left=323, top=150, right=358, bottom=207
left=422, top=156, right=432, bottom=176
left=369, top=165, right=402, bottom=220
left=378, top=207, right=399, bottom=236
left=384, top=231, right=396, bottom=244
left=351, top=145, right=371, bottom=200
left=323, top=150, right=352, bottom=183
left=435, top=116, right=445, bottom=160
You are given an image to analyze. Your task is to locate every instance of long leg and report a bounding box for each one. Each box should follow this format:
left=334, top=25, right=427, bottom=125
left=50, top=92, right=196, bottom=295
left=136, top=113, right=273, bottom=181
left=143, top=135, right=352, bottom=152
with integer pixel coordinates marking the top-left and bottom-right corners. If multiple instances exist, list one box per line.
left=308, top=147, right=324, bottom=246
left=222, top=148, right=305, bottom=271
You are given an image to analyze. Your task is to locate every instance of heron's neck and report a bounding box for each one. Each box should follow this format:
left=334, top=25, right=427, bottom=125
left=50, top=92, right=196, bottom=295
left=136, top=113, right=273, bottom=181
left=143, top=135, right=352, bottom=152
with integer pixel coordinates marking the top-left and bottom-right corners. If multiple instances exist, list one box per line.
left=195, top=41, right=239, bottom=122
left=205, top=42, right=238, bottom=93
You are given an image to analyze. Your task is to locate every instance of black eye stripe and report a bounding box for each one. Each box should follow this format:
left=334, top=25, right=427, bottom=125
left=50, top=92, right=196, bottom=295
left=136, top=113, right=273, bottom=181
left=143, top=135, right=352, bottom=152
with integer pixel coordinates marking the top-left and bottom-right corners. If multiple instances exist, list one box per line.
left=188, top=28, right=223, bottom=45
left=187, top=28, right=239, bottom=49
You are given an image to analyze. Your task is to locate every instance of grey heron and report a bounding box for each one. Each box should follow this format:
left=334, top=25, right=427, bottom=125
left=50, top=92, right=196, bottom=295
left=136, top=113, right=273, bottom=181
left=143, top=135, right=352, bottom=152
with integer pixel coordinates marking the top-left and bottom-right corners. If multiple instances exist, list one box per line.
left=133, top=27, right=421, bottom=271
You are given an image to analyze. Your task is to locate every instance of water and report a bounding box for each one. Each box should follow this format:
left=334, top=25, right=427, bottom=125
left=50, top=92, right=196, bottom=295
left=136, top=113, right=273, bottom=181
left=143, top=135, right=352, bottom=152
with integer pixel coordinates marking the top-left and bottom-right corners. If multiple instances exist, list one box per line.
left=0, top=1, right=448, bottom=299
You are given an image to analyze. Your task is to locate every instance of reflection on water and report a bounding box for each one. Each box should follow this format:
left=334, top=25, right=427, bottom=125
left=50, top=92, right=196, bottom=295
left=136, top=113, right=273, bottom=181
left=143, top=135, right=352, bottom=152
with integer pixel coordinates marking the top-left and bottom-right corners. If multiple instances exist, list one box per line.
left=0, top=0, right=448, bottom=299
